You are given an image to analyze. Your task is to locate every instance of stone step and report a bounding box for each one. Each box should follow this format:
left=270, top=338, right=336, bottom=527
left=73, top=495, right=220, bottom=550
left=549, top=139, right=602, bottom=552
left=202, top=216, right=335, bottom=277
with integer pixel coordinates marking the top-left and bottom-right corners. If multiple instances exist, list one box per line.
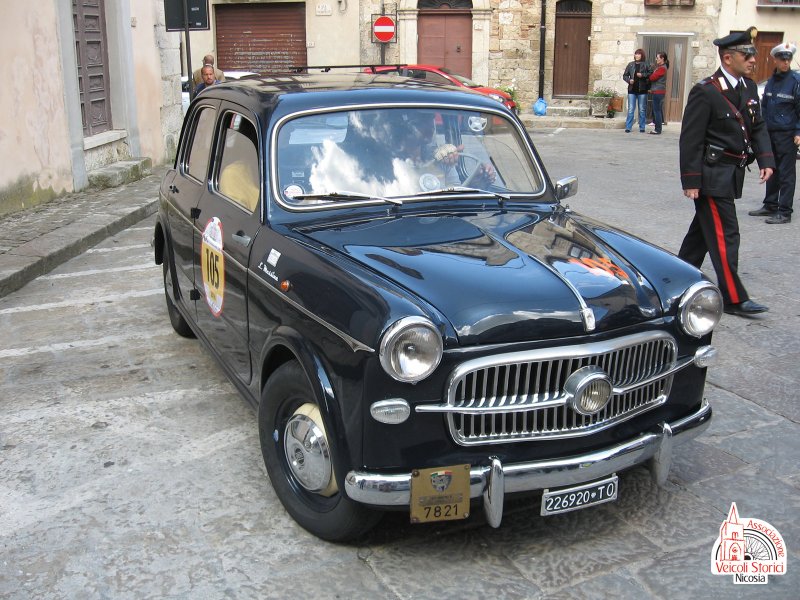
left=519, top=113, right=626, bottom=130
left=545, top=104, right=590, bottom=118
left=88, top=157, right=153, bottom=190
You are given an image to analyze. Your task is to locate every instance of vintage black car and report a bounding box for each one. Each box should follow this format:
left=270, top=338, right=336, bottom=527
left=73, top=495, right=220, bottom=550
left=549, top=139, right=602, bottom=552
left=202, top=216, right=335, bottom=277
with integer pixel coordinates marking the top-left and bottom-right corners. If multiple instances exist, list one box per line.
left=153, top=72, right=722, bottom=541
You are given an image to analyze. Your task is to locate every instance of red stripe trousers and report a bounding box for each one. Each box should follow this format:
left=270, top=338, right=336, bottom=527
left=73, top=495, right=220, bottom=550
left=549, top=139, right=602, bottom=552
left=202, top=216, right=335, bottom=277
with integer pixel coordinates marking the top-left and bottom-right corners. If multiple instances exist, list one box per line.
left=678, top=195, right=748, bottom=305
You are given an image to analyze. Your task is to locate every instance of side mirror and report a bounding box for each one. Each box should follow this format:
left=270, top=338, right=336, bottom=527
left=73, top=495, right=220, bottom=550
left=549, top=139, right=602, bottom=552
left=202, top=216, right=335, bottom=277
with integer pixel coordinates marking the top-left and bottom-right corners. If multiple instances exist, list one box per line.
left=555, top=176, right=578, bottom=201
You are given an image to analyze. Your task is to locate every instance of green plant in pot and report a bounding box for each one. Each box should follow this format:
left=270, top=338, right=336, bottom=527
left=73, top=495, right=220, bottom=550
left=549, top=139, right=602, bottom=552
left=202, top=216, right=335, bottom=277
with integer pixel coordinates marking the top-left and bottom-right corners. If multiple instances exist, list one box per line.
left=587, top=87, right=617, bottom=118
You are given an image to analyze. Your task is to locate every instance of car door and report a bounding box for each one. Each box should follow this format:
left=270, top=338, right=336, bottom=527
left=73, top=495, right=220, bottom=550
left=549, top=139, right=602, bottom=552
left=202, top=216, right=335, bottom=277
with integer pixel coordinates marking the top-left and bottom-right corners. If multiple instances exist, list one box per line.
left=193, top=107, right=262, bottom=384
left=164, top=101, right=219, bottom=318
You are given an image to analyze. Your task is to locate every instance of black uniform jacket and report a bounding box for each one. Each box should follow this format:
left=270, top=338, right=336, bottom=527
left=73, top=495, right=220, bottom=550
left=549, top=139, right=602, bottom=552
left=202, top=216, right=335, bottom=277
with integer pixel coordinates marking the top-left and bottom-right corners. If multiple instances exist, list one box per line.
left=680, top=69, right=775, bottom=199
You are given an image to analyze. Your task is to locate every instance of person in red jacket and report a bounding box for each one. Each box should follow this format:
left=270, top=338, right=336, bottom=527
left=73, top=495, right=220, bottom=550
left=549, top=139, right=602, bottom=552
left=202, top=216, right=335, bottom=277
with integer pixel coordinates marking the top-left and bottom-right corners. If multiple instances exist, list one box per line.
left=648, top=52, right=669, bottom=135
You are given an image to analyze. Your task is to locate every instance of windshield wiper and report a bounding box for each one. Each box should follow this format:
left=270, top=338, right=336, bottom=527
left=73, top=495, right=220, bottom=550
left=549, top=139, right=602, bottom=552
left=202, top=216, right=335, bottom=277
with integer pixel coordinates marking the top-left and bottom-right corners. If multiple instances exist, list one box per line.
left=409, top=187, right=511, bottom=201
left=291, top=191, right=402, bottom=205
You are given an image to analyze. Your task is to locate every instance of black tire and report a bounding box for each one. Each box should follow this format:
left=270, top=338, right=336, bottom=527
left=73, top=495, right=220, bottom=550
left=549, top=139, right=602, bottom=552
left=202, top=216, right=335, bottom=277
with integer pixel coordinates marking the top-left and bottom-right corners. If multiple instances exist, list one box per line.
left=258, top=361, right=382, bottom=541
left=162, top=259, right=195, bottom=338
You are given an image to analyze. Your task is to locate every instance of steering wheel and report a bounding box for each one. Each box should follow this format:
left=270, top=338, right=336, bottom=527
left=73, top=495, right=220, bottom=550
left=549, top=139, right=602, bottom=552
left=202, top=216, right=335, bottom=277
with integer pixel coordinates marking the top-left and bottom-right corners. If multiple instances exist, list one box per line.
left=459, top=153, right=492, bottom=188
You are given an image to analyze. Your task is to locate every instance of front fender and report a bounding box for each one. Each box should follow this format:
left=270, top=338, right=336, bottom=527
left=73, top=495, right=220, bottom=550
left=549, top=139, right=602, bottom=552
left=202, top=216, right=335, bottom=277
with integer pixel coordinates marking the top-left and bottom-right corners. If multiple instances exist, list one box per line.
left=258, top=326, right=364, bottom=486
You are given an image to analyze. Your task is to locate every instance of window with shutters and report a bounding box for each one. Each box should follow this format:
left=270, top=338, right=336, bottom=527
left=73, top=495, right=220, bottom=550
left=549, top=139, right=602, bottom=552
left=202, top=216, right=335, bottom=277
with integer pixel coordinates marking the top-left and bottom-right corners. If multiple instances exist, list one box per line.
left=73, top=0, right=112, bottom=137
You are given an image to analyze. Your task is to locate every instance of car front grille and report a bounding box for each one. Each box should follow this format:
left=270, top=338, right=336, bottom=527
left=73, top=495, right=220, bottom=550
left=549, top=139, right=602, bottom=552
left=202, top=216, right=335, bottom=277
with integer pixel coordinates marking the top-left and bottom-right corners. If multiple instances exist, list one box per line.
left=442, top=332, right=677, bottom=445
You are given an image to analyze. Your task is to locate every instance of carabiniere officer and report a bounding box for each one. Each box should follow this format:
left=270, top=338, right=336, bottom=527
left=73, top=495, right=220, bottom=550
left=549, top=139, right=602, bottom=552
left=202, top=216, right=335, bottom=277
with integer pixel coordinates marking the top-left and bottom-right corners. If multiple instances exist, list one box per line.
left=678, top=27, right=775, bottom=317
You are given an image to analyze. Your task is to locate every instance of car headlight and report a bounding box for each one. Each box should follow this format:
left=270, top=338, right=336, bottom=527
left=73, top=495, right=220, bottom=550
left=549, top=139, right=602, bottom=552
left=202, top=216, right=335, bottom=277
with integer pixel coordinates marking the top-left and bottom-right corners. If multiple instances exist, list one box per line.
left=678, top=282, right=722, bottom=337
left=379, top=317, right=443, bottom=383
left=488, top=93, right=505, bottom=103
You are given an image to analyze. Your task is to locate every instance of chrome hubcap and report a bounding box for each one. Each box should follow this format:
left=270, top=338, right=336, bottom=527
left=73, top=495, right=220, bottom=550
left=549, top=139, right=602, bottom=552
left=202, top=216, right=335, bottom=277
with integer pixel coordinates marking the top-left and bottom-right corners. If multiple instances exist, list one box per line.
left=283, top=404, right=335, bottom=494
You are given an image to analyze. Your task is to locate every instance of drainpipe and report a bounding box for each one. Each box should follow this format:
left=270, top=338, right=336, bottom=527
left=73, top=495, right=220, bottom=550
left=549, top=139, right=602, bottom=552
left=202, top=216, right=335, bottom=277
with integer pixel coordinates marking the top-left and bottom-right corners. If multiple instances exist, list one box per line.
left=538, top=1, right=546, bottom=99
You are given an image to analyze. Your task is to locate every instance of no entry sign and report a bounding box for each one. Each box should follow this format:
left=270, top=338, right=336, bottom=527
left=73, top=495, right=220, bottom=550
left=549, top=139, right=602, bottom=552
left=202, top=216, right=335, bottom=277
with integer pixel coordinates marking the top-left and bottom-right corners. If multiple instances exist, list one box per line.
left=373, top=15, right=396, bottom=43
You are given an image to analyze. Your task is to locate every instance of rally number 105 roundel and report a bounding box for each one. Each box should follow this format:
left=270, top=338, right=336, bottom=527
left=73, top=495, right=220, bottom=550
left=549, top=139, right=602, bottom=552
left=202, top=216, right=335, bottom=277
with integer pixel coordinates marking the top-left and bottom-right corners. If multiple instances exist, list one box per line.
left=201, top=217, right=225, bottom=316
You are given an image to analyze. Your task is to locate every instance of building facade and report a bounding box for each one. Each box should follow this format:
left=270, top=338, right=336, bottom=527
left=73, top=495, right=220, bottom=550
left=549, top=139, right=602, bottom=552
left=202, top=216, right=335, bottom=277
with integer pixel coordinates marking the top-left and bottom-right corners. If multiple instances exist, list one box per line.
left=1, top=1, right=798, bottom=216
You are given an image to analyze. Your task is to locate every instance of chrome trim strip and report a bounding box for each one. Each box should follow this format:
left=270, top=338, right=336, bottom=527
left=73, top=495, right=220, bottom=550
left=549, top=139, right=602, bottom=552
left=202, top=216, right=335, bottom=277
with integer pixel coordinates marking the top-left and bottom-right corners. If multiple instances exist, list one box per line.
left=249, top=274, right=374, bottom=353
left=525, top=252, right=594, bottom=332
left=344, top=398, right=712, bottom=525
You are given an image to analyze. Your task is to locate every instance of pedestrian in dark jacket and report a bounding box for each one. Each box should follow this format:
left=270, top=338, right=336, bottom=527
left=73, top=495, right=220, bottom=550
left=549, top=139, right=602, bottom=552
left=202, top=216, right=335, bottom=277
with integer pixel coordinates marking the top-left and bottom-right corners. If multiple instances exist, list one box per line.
left=648, top=52, right=669, bottom=135
left=623, top=49, right=651, bottom=133
left=748, top=42, right=800, bottom=224
left=678, top=27, right=775, bottom=317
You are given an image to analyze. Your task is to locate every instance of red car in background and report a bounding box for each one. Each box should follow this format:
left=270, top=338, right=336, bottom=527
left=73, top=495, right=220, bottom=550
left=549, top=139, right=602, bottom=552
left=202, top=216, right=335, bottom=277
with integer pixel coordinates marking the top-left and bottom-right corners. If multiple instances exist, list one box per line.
left=367, top=64, right=517, bottom=113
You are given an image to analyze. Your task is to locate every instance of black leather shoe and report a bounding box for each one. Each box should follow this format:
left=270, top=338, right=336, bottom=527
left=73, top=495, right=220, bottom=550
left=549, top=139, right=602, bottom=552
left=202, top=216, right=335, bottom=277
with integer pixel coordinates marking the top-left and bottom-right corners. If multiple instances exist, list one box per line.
left=748, top=206, right=776, bottom=216
left=765, top=213, right=791, bottom=224
left=723, top=300, right=769, bottom=316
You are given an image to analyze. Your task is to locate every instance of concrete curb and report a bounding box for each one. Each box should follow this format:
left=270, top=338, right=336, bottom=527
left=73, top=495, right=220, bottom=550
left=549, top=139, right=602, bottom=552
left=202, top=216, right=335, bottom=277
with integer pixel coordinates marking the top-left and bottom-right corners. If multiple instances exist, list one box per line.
left=0, top=199, right=158, bottom=298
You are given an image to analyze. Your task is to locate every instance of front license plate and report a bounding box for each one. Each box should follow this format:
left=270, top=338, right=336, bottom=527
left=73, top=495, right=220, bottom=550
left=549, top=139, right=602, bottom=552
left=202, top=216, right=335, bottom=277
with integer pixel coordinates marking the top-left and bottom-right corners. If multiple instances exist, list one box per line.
left=540, top=474, right=618, bottom=516
left=410, top=464, right=471, bottom=524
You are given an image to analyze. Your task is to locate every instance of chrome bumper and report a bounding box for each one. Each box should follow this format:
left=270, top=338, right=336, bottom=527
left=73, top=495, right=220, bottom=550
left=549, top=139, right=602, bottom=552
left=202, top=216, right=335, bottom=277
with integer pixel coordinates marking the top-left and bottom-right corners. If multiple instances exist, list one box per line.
left=344, top=398, right=711, bottom=528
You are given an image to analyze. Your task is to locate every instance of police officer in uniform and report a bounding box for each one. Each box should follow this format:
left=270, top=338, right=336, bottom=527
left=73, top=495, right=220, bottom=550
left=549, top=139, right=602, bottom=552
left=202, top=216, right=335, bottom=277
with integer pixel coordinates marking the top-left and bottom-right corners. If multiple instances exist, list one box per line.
left=679, top=27, right=775, bottom=317
left=748, top=42, right=800, bottom=224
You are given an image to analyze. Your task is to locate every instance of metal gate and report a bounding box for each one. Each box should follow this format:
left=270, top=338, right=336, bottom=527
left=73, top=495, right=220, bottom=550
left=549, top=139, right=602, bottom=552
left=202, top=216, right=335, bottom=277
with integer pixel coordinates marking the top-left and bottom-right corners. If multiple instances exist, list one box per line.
left=215, top=3, right=306, bottom=73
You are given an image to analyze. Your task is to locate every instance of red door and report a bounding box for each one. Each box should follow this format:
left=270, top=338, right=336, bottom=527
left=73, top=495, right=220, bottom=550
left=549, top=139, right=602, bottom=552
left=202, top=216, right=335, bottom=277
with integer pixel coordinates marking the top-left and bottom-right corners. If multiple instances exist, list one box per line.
left=417, top=9, right=472, bottom=77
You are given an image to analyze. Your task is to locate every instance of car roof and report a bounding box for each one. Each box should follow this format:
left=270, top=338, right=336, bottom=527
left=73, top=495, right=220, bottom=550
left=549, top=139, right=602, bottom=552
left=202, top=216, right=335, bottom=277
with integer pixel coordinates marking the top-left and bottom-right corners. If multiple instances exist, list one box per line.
left=195, top=72, right=506, bottom=117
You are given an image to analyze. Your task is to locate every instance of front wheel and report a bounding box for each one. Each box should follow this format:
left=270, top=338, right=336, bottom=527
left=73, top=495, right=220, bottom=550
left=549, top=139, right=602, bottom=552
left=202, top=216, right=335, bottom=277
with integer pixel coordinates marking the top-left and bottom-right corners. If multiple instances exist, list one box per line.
left=258, top=361, right=382, bottom=541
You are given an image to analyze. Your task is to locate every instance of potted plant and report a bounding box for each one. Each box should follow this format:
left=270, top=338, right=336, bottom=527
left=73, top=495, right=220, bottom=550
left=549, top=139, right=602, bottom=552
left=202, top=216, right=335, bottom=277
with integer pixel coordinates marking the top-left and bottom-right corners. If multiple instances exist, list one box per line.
left=587, top=87, right=617, bottom=118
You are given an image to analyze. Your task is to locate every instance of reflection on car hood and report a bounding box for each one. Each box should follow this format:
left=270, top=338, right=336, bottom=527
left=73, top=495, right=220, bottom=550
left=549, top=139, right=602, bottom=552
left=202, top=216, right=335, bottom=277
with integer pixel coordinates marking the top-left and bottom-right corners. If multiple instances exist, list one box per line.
left=298, top=209, right=662, bottom=344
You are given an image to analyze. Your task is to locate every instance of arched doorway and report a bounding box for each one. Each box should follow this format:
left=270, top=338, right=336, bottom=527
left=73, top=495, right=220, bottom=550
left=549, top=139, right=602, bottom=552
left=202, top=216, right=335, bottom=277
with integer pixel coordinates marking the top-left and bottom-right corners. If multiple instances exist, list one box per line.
left=417, top=0, right=473, bottom=77
left=553, top=0, right=591, bottom=97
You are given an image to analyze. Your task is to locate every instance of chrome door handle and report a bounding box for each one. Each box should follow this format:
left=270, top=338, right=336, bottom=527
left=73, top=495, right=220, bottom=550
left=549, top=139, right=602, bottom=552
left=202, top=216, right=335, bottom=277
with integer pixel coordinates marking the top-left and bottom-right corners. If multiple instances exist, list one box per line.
left=232, top=232, right=251, bottom=246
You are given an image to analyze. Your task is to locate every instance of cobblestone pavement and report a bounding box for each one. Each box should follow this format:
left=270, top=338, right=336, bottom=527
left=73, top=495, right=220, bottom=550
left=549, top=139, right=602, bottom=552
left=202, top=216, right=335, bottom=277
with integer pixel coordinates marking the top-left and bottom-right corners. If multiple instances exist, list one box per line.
left=0, top=128, right=797, bottom=598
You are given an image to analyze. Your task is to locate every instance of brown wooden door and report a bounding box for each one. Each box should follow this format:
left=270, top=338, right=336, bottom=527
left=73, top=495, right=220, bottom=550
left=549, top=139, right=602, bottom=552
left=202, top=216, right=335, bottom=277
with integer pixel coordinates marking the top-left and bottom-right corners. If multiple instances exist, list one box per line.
left=215, top=3, right=306, bottom=73
left=643, top=36, right=688, bottom=123
left=553, top=1, right=591, bottom=97
left=417, top=10, right=472, bottom=77
left=753, top=31, right=783, bottom=85
left=73, top=0, right=112, bottom=136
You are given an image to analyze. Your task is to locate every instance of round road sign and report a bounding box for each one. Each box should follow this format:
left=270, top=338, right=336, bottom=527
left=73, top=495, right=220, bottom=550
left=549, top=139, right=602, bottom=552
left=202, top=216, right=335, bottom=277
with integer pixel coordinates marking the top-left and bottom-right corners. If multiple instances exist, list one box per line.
left=373, top=16, right=396, bottom=43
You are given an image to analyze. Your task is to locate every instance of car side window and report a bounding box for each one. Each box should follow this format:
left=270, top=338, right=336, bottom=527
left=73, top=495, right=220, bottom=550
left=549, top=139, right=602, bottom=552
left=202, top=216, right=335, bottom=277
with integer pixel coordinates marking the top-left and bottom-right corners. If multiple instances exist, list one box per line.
left=422, top=72, right=452, bottom=86
left=217, top=112, right=260, bottom=212
left=186, top=107, right=217, bottom=181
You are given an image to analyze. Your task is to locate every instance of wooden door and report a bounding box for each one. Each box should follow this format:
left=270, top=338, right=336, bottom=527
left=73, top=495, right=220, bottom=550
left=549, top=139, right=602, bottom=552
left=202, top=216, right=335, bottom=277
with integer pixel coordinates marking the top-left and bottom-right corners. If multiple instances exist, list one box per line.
left=553, top=1, right=591, bottom=97
left=642, top=36, right=688, bottom=123
left=753, top=31, right=783, bottom=84
left=73, top=0, right=112, bottom=136
left=417, top=10, right=472, bottom=77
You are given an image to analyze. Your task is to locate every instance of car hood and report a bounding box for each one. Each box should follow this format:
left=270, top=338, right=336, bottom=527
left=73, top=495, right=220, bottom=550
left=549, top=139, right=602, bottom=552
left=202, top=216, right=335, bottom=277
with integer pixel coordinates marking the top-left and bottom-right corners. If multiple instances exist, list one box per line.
left=297, top=209, right=662, bottom=345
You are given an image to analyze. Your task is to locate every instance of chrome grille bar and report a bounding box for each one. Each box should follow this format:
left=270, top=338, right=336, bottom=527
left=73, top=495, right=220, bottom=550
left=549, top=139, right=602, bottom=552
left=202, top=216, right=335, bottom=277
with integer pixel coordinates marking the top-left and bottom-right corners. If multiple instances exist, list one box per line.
left=418, top=331, right=680, bottom=446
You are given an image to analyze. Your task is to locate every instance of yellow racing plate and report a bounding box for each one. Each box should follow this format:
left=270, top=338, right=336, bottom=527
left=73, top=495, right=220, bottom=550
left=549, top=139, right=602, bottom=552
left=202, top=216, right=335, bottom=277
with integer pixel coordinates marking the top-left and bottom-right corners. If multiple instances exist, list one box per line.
left=410, top=464, right=471, bottom=523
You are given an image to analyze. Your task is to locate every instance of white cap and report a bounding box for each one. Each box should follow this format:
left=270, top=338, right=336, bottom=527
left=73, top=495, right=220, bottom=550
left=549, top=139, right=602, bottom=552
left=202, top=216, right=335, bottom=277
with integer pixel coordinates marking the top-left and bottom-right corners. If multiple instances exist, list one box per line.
left=770, top=42, right=797, bottom=59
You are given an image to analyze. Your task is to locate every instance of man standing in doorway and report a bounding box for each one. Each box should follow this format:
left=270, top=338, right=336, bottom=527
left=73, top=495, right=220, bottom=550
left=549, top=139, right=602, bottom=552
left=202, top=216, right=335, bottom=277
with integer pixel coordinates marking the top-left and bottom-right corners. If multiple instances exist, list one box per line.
left=748, top=42, right=800, bottom=224
left=678, top=27, right=774, bottom=317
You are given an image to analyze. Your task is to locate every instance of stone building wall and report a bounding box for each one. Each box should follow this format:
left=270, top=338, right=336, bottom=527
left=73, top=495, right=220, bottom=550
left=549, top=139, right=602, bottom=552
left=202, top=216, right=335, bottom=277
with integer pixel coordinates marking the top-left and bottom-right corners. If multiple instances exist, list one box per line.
left=486, top=0, right=723, bottom=111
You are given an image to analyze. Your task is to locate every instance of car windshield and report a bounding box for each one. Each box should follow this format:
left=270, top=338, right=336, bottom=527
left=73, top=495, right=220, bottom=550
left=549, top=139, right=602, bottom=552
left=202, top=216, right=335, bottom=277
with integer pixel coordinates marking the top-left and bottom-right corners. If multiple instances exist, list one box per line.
left=445, top=71, right=481, bottom=88
left=274, top=107, right=544, bottom=207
